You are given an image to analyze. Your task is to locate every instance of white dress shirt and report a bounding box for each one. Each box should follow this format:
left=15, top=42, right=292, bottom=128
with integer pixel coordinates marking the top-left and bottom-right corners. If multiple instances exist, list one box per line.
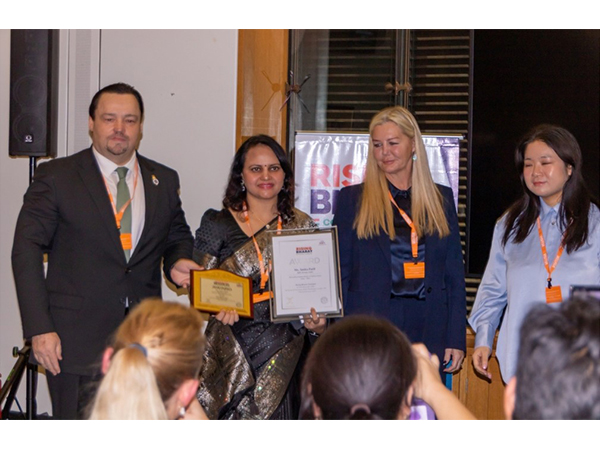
left=93, top=148, right=146, bottom=255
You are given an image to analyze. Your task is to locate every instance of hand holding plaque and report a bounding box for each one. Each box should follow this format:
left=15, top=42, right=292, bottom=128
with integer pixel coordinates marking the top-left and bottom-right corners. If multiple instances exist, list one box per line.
left=190, top=269, right=254, bottom=319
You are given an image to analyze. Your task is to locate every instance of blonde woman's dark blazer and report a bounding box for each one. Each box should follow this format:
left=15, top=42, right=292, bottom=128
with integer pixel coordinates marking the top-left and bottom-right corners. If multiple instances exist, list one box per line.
left=333, top=183, right=466, bottom=361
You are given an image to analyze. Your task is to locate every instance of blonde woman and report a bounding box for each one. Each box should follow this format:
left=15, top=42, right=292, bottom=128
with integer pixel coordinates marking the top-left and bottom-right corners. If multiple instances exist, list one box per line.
left=88, top=299, right=207, bottom=420
left=333, top=106, right=466, bottom=374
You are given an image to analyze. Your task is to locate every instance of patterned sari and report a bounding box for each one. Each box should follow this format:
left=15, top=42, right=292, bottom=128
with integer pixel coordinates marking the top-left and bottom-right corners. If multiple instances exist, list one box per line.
left=193, top=208, right=316, bottom=419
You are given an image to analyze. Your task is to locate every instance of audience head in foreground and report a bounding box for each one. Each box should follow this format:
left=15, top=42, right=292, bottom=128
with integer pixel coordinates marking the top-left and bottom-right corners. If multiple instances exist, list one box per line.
left=300, top=315, right=475, bottom=420
left=505, top=296, right=600, bottom=420
left=89, top=299, right=205, bottom=420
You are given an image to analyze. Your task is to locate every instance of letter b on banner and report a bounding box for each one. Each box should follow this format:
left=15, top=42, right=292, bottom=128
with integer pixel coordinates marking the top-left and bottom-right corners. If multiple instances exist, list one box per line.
left=311, top=189, right=341, bottom=215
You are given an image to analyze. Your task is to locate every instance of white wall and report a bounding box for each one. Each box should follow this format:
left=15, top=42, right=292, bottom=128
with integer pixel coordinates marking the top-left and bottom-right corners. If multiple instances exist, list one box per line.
left=0, top=29, right=238, bottom=416
left=99, top=30, right=238, bottom=241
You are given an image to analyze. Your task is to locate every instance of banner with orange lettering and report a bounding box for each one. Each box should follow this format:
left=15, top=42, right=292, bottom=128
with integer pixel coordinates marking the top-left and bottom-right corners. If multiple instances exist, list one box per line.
left=294, top=132, right=461, bottom=227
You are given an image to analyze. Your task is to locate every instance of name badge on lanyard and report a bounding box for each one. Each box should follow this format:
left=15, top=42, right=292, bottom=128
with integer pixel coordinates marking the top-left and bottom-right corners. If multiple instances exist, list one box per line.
left=242, top=202, right=283, bottom=301
left=404, top=261, right=425, bottom=279
left=388, top=191, right=425, bottom=279
left=120, top=233, right=133, bottom=251
left=537, top=217, right=564, bottom=304
left=103, top=164, right=139, bottom=252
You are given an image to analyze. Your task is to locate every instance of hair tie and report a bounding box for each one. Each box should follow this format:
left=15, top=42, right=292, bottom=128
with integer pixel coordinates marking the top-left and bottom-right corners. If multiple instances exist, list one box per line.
left=128, top=342, right=148, bottom=358
left=350, top=403, right=371, bottom=416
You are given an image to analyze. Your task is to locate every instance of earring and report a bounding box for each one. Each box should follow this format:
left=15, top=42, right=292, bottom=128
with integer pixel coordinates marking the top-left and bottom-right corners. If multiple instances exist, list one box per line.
left=241, top=179, right=246, bottom=191
left=178, top=406, right=186, bottom=419
left=412, top=153, right=417, bottom=161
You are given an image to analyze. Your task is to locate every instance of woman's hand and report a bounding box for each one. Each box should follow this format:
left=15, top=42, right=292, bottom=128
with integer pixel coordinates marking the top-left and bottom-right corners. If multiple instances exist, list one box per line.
left=412, top=343, right=443, bottom=403
left=303, top=307, right=327, bottom=335
left=472, top=346, right=492, bottom=380
left=214, top=309, right=240, bottom=326
left=443, top=348, right=465, bottom=373
left=413, top=343, right=476, bottom=420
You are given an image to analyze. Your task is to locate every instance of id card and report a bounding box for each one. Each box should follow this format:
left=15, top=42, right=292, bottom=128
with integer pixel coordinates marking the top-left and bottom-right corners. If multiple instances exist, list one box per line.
left=404, top=262, right=425, bottom=279
left=120, top=233, right=132, bottom=250
left=545, top=285, right=563, bottom=303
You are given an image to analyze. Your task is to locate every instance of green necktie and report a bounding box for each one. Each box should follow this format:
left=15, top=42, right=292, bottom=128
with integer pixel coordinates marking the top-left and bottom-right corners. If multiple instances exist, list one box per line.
left=116, top=167, right=132, bottom=261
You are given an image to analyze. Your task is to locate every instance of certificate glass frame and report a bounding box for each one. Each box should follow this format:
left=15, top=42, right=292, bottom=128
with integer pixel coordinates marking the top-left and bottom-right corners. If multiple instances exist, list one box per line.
left=190, top=269, right=254, bottom=319
left=267, top=226, right=344, bottom=322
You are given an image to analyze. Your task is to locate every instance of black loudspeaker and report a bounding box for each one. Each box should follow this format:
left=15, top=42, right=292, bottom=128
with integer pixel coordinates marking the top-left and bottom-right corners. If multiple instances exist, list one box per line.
left=9, top=29, right=59, bottom=157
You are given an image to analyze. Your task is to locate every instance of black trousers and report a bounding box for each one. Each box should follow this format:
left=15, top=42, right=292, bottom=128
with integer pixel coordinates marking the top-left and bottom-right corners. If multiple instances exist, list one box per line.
left=389, top=295, right=448, bottom=378
left=46, top=372, right=99, bottom=420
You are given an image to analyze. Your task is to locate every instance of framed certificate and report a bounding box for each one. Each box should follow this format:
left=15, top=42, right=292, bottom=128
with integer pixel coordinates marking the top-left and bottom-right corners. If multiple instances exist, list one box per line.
left=267, top=226, right=344, bottom=322
left=189, top=269, right=254, bottom=318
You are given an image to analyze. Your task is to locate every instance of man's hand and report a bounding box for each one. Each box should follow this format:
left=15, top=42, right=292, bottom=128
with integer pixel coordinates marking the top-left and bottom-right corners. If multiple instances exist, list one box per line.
left=32, top=332, right=62, bottom=375
left=170, top=258, right=203, bottom=289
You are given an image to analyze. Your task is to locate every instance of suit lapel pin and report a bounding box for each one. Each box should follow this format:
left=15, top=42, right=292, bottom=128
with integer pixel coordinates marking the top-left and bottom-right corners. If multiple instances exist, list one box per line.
left=152, top=174, right=159, bottom=186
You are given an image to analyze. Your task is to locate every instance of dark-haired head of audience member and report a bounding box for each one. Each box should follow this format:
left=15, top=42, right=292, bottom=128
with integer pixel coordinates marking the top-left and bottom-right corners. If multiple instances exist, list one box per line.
left=300, top=315, right=417, bottom=420
left=505, top=295, right=600, bottom=420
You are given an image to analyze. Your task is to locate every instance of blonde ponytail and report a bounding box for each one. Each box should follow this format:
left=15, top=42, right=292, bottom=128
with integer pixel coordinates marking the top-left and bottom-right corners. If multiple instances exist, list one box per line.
left=88, top=299, right=205, bottom=420
left=89, top=346, right=168, bottom=420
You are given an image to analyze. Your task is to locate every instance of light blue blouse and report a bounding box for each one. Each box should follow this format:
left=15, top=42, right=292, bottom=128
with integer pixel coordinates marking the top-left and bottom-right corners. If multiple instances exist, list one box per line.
left=468, top=200, right=600, bottom=382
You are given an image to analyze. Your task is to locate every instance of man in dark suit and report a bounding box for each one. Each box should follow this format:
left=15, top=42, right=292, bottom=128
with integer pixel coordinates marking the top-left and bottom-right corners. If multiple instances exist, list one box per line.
left=11, top=82, right=201, bottom=419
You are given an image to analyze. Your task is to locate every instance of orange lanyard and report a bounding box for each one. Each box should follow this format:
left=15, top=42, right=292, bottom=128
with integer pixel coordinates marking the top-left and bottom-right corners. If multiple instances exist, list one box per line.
left=536, top=217, right=564, bottom=288
left=388, top=191, right=418, bottom=260
left=103, top=164, right=139, bottom=230
left=242, top=203, right=282, bottom=292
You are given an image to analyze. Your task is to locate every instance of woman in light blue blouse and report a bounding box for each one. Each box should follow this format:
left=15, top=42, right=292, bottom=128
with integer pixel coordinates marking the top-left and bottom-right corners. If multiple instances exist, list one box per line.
left=469, top=125, right=600, bottom=383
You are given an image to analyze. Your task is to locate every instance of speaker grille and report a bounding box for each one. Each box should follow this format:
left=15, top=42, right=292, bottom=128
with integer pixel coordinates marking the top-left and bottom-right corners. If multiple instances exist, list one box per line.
left=9, top=29, right=58, bottom=157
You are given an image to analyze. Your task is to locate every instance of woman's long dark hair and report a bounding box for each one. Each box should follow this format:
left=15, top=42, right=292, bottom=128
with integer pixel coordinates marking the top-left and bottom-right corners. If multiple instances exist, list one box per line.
left=223, top=134, right=295, bottom=223
left=300, top=316, right=417, bottom=420
left=502, top=125, right=595, bottom=253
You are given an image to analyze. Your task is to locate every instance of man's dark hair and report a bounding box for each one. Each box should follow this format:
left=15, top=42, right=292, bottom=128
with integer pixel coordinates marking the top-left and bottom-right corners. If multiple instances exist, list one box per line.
left=88, top=82, right=145, bottom=120
left=514, top=296, right=600, bottom=419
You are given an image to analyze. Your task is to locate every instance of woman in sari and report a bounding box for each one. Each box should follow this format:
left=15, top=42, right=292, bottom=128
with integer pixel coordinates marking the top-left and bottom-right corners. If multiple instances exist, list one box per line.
left=193, top=134, right=325, bottom=419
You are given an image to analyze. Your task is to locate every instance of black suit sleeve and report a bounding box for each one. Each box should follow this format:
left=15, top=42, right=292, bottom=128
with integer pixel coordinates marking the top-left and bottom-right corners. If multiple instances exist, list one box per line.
left=12, top=161, right=59, bottom=338
left=161, top=170, right=194, bottom=284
